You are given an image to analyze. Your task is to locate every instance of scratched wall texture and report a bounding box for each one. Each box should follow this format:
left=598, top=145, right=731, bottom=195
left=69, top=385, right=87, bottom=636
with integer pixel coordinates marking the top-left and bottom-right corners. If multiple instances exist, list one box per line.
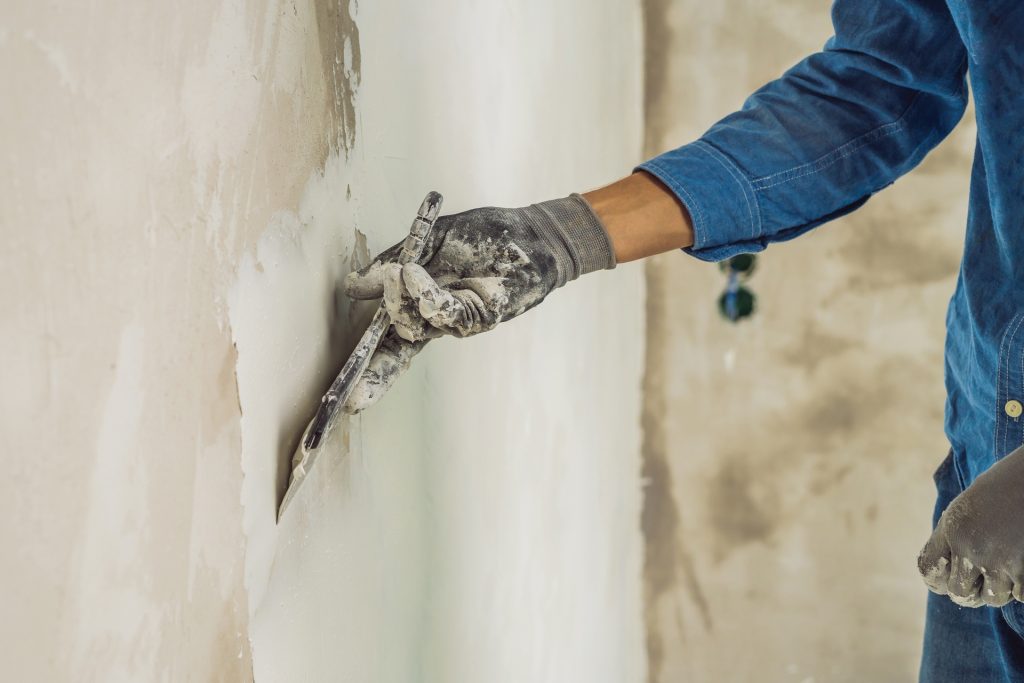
left=640, top=1, right=975, bottom=682
left=0, top=1, right=645, bottom=681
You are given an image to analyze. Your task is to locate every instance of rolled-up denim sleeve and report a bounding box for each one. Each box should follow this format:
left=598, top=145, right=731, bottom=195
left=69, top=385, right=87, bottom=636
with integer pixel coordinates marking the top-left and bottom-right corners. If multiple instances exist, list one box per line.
left=638, top=0, right=968, bottom=262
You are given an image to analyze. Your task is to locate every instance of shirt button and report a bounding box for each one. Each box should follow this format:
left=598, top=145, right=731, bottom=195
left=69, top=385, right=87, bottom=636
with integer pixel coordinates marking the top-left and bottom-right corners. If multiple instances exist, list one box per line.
left=1006, top=400, right=1023, bottom=418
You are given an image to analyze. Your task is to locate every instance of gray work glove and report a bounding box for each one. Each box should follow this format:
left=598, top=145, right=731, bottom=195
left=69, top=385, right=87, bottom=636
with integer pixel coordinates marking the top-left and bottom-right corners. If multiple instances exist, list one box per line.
left=341, top=194, right=615, bottom=413
left=918, top=444, right=1024, bottom=607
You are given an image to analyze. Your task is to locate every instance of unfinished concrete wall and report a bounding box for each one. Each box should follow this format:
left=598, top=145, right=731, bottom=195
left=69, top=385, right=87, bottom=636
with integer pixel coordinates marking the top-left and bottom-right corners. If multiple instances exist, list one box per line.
left=1, top=1, right=645, bottom=681
left=641, top=2, right=975, bottom=682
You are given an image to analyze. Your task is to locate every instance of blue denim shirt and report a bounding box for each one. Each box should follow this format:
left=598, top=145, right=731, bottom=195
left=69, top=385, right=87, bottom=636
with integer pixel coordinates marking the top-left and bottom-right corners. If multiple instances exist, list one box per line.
left=639, top=0, right=1022, bottom=487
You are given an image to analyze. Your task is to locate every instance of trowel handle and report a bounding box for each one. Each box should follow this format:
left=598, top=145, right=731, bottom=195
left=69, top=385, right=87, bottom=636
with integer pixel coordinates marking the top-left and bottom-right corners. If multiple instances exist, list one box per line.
left=398, top=191, right=444, bottom=265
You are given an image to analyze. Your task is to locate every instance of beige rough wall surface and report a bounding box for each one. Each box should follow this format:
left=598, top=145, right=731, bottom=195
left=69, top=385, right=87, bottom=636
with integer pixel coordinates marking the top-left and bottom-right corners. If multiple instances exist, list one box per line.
left=641, top=1, right=975, bottom=682
left=1, top=1, right=646, bottom=681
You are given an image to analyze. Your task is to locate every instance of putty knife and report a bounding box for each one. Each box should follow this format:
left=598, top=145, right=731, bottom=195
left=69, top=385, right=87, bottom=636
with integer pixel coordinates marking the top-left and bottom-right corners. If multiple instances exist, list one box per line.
left=277, top=191, right=443, bottom=521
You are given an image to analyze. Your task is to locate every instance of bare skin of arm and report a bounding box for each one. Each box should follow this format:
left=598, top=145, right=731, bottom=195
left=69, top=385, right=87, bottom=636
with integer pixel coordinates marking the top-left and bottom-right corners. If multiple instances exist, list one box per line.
left=583, top=171, right=695, bottom=263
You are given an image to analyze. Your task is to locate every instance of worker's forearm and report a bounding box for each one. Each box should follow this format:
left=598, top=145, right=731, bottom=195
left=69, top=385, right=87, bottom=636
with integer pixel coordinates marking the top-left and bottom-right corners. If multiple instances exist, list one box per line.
left=583, top=171, right=694, bottom=263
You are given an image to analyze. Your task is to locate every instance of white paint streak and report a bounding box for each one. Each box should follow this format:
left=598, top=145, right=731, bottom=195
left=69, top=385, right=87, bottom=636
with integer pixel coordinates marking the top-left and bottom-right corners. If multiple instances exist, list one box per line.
left=65, top=323, right=159, bottom=681
left=22, top=30, right=78, bottom=93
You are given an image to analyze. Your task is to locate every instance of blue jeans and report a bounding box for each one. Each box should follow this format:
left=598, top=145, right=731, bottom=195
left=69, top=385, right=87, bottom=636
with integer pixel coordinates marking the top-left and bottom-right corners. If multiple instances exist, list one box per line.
left=920, top=452, right=1024, bottom=682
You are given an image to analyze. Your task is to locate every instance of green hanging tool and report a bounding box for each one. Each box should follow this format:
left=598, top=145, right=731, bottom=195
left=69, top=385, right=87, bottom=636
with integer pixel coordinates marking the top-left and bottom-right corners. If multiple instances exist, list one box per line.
left=718, top=253, right=758, bottom=322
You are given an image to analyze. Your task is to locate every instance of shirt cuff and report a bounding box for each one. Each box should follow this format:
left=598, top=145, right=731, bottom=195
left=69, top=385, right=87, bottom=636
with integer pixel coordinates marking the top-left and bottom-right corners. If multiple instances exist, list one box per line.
left=637, top=140, right=765, bottom=263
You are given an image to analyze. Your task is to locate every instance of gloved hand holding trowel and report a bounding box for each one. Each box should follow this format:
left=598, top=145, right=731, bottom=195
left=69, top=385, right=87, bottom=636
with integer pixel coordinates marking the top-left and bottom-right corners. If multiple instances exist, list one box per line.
left=340, top=194, right=617, bottom=413
left=278, top=173, right=690, bottom=518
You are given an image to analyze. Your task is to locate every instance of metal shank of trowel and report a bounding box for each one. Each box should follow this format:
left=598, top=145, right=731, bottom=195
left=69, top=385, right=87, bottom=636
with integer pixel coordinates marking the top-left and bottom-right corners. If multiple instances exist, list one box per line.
left=301, top=191, right=444, bottom=451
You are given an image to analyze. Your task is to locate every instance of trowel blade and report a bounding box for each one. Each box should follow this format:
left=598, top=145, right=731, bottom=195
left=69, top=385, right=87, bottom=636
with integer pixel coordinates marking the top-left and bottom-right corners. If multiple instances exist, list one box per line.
left=277, top=421, right=321, bottom=522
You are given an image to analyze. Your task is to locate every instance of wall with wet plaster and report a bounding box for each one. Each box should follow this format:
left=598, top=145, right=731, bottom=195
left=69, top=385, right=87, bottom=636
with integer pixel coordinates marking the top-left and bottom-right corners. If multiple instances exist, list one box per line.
left=640, top=1, right=975, bottom=681
left=1, top=0, right=646, bottom=681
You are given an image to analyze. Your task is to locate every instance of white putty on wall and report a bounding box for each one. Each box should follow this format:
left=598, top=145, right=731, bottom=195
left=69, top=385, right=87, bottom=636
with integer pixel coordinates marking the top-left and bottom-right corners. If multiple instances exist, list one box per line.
left=3, top=0, right=646, bottom=680
left=228, top=149, right=436, bottom=679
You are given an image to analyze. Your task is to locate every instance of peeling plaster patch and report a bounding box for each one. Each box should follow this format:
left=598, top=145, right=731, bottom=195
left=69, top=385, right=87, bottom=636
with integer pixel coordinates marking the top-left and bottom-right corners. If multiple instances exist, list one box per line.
left=351, top=228, right=370, bottom=269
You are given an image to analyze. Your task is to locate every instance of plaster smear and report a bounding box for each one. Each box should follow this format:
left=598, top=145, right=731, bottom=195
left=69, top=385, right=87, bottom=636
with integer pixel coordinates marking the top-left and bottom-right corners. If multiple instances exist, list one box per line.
left=229, top=151, right=429, bottom=681
left=64, top=323, right=160, bottom=680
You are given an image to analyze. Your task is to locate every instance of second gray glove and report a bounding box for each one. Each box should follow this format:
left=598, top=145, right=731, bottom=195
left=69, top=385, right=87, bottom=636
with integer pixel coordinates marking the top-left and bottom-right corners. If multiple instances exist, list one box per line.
left=918, top=444, right=1024, bottom=607
left=341, top=194, right=615, bottom=413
